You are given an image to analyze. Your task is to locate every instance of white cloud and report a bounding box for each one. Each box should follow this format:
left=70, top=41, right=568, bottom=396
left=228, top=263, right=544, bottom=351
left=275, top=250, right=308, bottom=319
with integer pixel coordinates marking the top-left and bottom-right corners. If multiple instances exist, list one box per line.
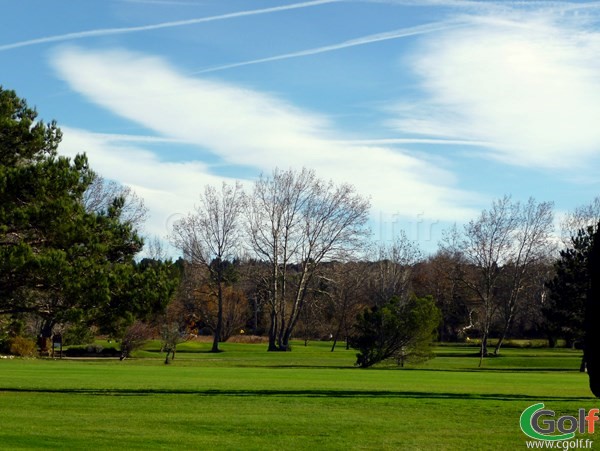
left=391, top=13, right=600, bottom=169
left=52, top=46, right=480, bottom=243
left=59, top=127, right=240, bottom=243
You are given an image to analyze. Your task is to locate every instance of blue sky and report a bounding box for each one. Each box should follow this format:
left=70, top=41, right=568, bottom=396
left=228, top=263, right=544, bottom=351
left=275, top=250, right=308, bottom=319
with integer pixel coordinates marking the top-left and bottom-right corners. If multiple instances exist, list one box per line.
left=2, top=0, right=600, bottom=253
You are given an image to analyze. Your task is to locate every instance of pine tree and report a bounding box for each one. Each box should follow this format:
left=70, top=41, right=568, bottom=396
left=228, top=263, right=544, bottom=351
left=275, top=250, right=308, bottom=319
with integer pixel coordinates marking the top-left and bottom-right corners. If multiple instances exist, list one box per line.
left=0, top=87, right=177, bottom=338
left=348, top=295, right=440, bottom=368
left=544, top=227, right=594, bottom=349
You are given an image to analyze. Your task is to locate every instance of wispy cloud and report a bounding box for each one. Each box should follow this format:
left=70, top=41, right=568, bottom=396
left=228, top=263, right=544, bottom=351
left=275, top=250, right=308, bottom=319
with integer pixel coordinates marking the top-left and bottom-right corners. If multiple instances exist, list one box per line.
left=195, top=21, right=464, bottom=73
left=390, top=12, right=600, bottom=170
left=333, top=138, right=492, bottom=146
left=365, top=0, right=600, bottom=10
left=52, top=46, right=480, bottom=229
left=58, top=126, right=241, bottom=243
left=0, top=0, right=339, bottom=52
left=88, top=132, right=191, bottom=145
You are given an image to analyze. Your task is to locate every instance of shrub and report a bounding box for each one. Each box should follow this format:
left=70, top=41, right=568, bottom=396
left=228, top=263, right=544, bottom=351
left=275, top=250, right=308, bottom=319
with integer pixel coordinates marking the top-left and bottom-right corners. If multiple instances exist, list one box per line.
left=349, top=295, right=441, bottom=368
left=9, top=336, right=37, bottom=357
left=64, top=346, right=119, bottom=357
left=119, top=321, right=152, bottom=360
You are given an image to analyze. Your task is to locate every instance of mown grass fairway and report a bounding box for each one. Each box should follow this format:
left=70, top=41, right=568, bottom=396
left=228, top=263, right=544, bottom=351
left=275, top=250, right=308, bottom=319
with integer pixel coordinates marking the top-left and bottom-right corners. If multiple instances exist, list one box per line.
left=0, top=342, right=596, bottom=450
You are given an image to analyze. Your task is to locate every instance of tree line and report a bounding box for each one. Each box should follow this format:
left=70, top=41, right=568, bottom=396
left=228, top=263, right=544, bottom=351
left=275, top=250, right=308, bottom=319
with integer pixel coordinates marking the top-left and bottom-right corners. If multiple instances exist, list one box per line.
left=1, top=87, right=599, bottom=374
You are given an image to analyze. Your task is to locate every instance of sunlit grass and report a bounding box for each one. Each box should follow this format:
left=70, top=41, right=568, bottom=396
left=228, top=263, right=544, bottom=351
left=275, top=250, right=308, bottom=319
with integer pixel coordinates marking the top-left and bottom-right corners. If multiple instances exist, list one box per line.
left=0, top=341, right=594, bottom=450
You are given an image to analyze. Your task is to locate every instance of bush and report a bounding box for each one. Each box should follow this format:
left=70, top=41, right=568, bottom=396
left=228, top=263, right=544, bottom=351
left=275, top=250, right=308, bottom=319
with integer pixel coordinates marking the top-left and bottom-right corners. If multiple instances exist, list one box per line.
left=9, top=336, right=37, bottom=357
left=0, top=333, right=11, bottom=354
left=349, top=296, right=441, bottom=368
left=64, top=345, right=119, bottom=357
left=119, top=321, right=152, bottom=360
left=0, top=317, right=25, bottom=354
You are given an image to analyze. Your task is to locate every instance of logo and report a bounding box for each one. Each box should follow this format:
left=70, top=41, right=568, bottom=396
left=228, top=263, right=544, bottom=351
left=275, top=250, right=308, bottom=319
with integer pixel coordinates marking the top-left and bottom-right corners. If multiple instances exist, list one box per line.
left=520, top=403, right=599, bottom=441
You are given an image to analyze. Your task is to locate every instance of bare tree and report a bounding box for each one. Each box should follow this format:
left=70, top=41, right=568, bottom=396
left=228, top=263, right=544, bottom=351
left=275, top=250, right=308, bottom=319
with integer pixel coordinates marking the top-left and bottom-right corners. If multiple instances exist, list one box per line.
left=145, top=236, right=168, bottom=261
left=494, top=198, right=554, bottom=354
left=170, top=182, right=245, bottom=353
left=237, top=258, right=270, bottom=335
left=442, top=196, right=554, bottom=365
left=119, top=321, right=152, bottom=361
left=370, top=232, right=422, bottom=305
left=83, top=174, right=148, bottom=229
left=219, top=285, right=250, bottom=341
left=413, top=250, right=472, bottom=342
left=246, top=168, right=370, bottom=351
left=561, top=196, right=600, bottom=244
left=160, top=298, right=190, bottom=364
left=321, top=261, right=370, bottom=352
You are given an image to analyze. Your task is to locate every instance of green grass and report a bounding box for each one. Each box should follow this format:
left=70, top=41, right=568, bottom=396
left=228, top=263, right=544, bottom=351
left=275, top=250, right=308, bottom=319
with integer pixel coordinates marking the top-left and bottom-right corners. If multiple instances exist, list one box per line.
left=0, top=341, right=596, bottom=450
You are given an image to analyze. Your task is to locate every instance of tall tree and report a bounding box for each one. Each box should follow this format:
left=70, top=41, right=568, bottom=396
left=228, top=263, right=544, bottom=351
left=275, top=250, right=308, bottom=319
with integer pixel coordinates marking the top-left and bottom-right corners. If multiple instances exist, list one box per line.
left=586, top=222, right=600, bottom=397
left=442, top=196, right=554, bottom=364
left=246, top=168, right=370, bottom=351
left=321, top=261, right=370, bottom=352
left=170, top=182, right=245, bottom=352
left=493, top=198, right=554, bottom=354
left=560, top=197, right=600, bottom=245
left=0, top=87, right=176, bottom=339
left=545, top=227, right=594, bottom=350
left=369, top=232, right=422, bottom=305
left=413, top=251, right=472, bottom=342
left=0, top=87, right=62, bottom=165
left=83, top=174, right=148, bottom=230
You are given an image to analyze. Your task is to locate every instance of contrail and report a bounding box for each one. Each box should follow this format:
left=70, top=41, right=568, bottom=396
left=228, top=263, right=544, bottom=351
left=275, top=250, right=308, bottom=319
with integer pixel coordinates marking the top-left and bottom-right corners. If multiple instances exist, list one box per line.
left=335, top=138, right=492, bottom=146
left=0, top=0, right=339, bottom=52
left=119, top=0, right=204, bottom=5
left=194, top=21, right=464, bottom=74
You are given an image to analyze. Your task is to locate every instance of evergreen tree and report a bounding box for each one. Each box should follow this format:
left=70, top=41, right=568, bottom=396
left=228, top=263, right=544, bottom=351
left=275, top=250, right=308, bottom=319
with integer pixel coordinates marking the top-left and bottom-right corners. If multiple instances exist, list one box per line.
left=348, top=295, right=440, bottom=368
left=586, top=222, right=600, bottom=397
left=544, top=226, right=594, bottom=349
left=0, top=87, right=177, bottom=338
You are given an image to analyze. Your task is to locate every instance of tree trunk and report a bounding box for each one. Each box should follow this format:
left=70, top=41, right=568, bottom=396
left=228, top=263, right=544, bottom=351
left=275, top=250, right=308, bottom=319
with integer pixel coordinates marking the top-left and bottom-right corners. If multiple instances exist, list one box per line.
left=268, top=254, right=280, bottom=352
left=267, top=309, right=278, bottom=351
left=494, top=302, right=517, bottom=355
left=279, top=328, right=292, bottom=351
left=494, top=329, right=507, bottom=355
left=40, top=319, right=54, bottom=339
left=479, top=333, right=488, bottom=368
left=345, top=322, right=351, bottom=350
left=277, top=321, right=286, bottom=350
left=331, top=320, right=343, bottom=352
left=252, top=297, right=259, bottom=334
left=211, top=281, right=223, bottom=353
left=38, top=320, right=55, bottom=356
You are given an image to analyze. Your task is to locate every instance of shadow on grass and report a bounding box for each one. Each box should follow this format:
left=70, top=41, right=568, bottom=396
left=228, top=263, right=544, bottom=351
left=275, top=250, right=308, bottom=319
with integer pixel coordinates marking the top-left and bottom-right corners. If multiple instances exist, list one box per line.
left=395, top=367, right=583, bottom=373
left=0, top=387, right=592, bottom=401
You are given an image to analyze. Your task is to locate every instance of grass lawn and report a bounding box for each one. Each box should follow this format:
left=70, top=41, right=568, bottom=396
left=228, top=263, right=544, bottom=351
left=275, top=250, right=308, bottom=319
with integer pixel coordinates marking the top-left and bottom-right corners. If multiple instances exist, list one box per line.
left=0, top=341, right=596, bottom=450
